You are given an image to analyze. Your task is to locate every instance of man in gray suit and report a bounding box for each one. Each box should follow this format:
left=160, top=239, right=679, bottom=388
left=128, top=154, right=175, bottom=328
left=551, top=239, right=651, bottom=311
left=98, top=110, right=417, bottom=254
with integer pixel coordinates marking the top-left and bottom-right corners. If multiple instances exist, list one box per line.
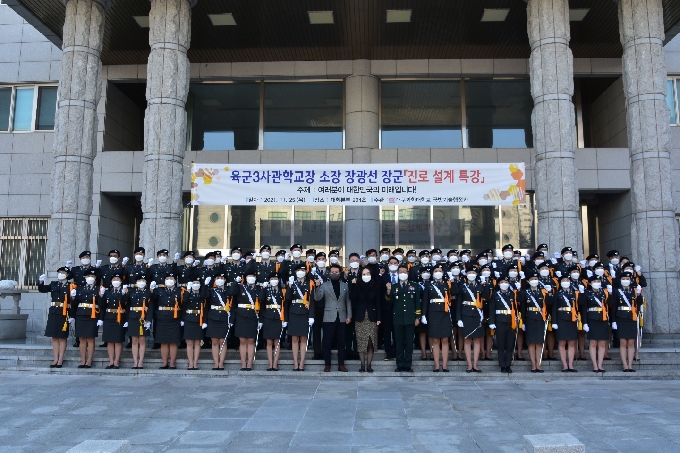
left=314, top=263, right=352, bottom=372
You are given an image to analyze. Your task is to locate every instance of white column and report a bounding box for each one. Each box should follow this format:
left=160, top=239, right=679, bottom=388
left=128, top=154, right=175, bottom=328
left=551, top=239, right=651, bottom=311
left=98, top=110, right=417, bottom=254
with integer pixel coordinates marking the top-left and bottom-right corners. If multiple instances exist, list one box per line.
left=46, top=0, right=107, bottom=274
left=619, top=0, right=680, bottom=334
left=527, top=0, right=583, bottom=256
left=345, top=60, right=380, bottom=255
left=140, top=0, right=195, bottom=255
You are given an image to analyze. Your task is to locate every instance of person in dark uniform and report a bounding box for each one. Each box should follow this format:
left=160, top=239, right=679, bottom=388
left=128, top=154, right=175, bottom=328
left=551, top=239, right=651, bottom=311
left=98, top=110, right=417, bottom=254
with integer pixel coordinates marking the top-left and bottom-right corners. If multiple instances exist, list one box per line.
left=421, top=265, right=457, bottom=372
left=479, top=264, right=495, bottom=361
left=565, top=265, right=587, bottom=361
left=127, top=276, right=152, bottom=369
left=182, top=278, right=207, bottom=370
left=148, top=249, right=177, bottom=350
left=488, top=276, right=518, bottom=373
left=536, top=259, right=558, bottom=362
left=259, top=272, right=284, bottom=371
left=281, top=243, right=303, bottom=282
left=520, top=270, right=550, bottom=372
left=284, top=263, right=314, bottom=371
left=151, top=272, right=183, bottom=369
left=415, top=266, right=432, bottom=361
left=552, top=275, right=579, bottom=372
left=387, top=264, right=420, bottom=372
left=308, top=251, right=326, bottom=360
left=582, top=275, right=610, bottom=373
left=38, top=266, right=74, bottom=368
left=408, top=250, right=429, bottom=281
left=176, top=251, right=198, bottom=289
left=273, top=249, right=287, bottom=278
left=447, top=260, right=465, bottom=361
left=70, top=250, right=100, bottom=348
left=611, top=271, right=642, bottom=372
left=380, top=255, right=400, bottom=361
left=256, top=245, right=276, bottom=284
left=98, top=249, right=127, bottom=348
left=125, top=247, right=150, bottom=286
left=205, top=272, right=232, bottom=370
left=231, top=270, right=260, bottom=370
left=71, top=268, right=100, bottom=368
left=99, top=273, right=128, bottom=369
left=456, top=268, right=491, bottom=373
left=378, top=247, right=391, bottom=271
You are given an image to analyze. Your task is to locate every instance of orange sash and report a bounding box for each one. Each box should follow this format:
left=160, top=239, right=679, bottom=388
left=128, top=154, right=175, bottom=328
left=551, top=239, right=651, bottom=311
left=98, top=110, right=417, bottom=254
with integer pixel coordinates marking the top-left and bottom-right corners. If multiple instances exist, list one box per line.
left=571, top=299, right=577, bottom=322
left=602, top=290, right=608, bottom=321
left=511, top=292, right=517, bottom=330
left=116, top=301, right=122, bottom=323
left=91, top=295, right=97, bottom=319
left=280, top=288, right=286, bottom=321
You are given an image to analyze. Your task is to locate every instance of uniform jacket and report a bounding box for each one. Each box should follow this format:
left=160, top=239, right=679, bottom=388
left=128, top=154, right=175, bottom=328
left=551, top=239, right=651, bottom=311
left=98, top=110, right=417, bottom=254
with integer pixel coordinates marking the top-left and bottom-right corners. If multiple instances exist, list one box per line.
left=388, top=280, right=421, bottom=326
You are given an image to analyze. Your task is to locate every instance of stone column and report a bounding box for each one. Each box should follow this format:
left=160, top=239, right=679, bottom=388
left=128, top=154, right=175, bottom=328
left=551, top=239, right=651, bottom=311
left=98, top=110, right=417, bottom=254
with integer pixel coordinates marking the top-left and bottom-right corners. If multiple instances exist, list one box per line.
left=140, top=0, right=195, bottom=255
left=619, top=0, right=680, bottom=334
left=527, top=0, right=582, bottom=256
left=345, top=60, right=380, bottom=256
left=46, top=0, right=107, bottom=275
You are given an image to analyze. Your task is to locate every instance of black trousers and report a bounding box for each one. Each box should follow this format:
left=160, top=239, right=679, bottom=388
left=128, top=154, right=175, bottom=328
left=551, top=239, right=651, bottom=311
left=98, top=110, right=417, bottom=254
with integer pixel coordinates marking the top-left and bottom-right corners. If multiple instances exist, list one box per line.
left=345, top=319, right=357, bottom=354
left=394, top=323, right=415, bottom=370
left=313, top=305, right=324, bottom=355
left=323, top=316, right=346, bottom=366
left=381, top=310, right=395, bottom=358
left=495, top=322, right=516, bottom=368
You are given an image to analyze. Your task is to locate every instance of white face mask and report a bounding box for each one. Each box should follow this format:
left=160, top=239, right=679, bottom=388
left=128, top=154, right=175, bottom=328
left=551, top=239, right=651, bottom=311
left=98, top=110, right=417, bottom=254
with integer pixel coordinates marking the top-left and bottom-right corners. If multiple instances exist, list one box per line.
left=594, top=268, right=605, bottom=276
left=232, top=253, right=241, bottom=261
left=135, top=254, right=144, bottom=262
left=539, top=269, right=550, bottom=277
left=466, top=275, right=477, bottom=282
left=561, top=281, right=571, bottom=289
left=368, top=256, right=377, bottom=264
left=451, top=268, right=461, bottom=276
left=112, top=280, right=121, bottom=288
left=184, top=257, right=194, bottom=265
left=508, top=271, right=518, bottom=278
left=81, top=258, right=91, bottom=266
left=570, top=272, right=580, bottom=280
left=277, top=255, right=285, bottom=263
left=529, top=280, right=539, bottom=287
left=433, top=271, right=443, bottom=280
left=481, top=271, right=491, bottom=277
left=499, top=283, right=510, bottom=291
left=395, top=254, right=404, bottom=262
left=380, top=254, right=389, bottom=262
left=432, top=255, right=442, bottom=262
left=261, top=252, right=270, bottom=260
left=478, top=258, right=487, bottom=266
left=407, top=256, right=416, bottom=263
left=535, top=259, right=544, bottom=266
left=519, top=257, right=526, bottom=265
left=246, top=276, right=256, bottom=285
left=85, top=277, right=95, bottom=285
left=620, top=279, right=631, bottom=287
left=215, top=279, right=225, bottom=287
left=330, top=257, right=338, bottom=264
left=398, top=273, right=408, bottom=281
left=296, top=270, right=306, bottom=279
left=461, top=255, right=470, bottom=263
left=136, top=281, right=147, bottom=289
left=362, top=275, right=372, bottom=283
left=158, top=256, right=168, bottom=264
left=388, top=265, right=399, bottom=272
left=306, top=256, right=315, bottom=262
left=349, top=261, right=360, bottom=269
left=204, top=259, right=215, bottom=266
left=610, top=258, right=620, bottom=265
left=191, top=283, right=201, bottom=291
left=317, top=261, right=326, bottom=268
left=503, top=251, right=513, bottom=259
left=57, top=273, right=67, bottom=280
left=421, top=273, right=430, bottom=280
left=563, top=253, right=573, bottom=261
left=591, top=282, right=602, bottom=290
left=165, top=279, right=175, bottom=287
left=449, top=256, right=458, bottom=263
left=270, top=279, right=279, bottom=287
left=420, top=257, right=430, bottom=265
left=109, top=257, right=118, bottom=264
left=292, top=251, right=302, bottom=259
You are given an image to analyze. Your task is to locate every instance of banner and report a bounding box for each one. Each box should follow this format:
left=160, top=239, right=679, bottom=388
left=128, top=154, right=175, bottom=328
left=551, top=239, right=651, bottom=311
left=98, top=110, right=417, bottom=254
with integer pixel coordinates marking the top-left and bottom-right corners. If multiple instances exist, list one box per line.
left=191, top=163, right=526, bottom=206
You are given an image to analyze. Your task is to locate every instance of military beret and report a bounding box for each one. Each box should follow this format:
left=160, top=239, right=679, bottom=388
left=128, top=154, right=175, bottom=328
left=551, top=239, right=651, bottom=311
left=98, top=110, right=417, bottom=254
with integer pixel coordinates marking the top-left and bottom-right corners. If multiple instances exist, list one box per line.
left=502, top=244, right=514, bottom=251
left=108, top=249, right=120, bottom=256
left=275, top=250, right=286, bottom=257
left=156, top=249, right=169, bottom=256
left=561, top=247, right=573, bottom=254
left=290, top=243, right=303, bottom=251
left=329, top=249, right=340, bottom=256
left=537, top=244, right=548, bottom=250
left=431, top=248, right=442, bottom=254
left=259, top=244, right=271, bottom=252
left=79, top=251, right=91, bottom=258
left=306, top=249, right=316, bottom=255
left=418, top=250, right=430, bottom=257
left=532, top=251, right=545, bottom=260
left=83, top=268, right=97, bottom=277
left=204, top=251, right=216, bottom=259
left=315, top=252, right=326, bottom=259
left=183, top=251, right=195, bottom=258
left=133, top=247, right=145, bottom=254
left=231, top=246, right=242, bottom=253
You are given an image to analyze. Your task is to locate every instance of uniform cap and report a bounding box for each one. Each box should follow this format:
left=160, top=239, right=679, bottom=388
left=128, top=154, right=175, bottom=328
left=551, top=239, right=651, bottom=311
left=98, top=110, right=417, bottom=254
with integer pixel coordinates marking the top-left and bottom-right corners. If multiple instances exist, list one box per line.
left=79, top=251, right=91, bottom=258
left=418, top=250, right=430, bottom=257
left=315, top=252, right=326, bottom=259
left=290, top=243, right=303, bottom=251
left=231, top=246, right=243, bottom=253
left=156, top=249, right=169, bottom=256
left=183, top=251, right=195, bottom=258
left=133, top=247, right=145, bottom=254
left=306, top=249, right=316, bottom=255
left=329, top=249, right=340, bottom=256
left=531, top=251, right=545, bottom=260
left=275, top=250, right=286, bottom=257
left=259, top=244, right=271, bottom=252
left=502, top=244, right=514, bottom=251
left=561, top=247, right=573, bottom=254
left=606, top=250, right=620, bottom=258
left=108, top=249, right=120, bottom=256
left=83, top=268, right=97, bottom=277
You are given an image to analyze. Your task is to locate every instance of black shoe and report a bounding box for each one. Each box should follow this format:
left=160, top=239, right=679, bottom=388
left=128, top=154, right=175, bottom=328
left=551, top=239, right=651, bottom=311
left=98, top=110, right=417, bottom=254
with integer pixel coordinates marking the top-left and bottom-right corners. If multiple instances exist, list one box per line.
left=507, top=367, right=512, bottom=373
left=113, top=365, right=119, bottom=369
left=99, top=343, right=107, bottom=347
left=394, top=367, right=401, bottom=372
left=500, top=367, right=507, bottom=373
left=73, top=341, right=80, bottom=347
left=516, top=357, right=526, bottom=361
left=473, top=368, right=482, bottom=373
left=105, top=365, right=114, bottom=369
left=404, top=368, right=413, bottom=372
left=240, top=368, right=248, bottom=371
left=466, top=369, right=472, bottom=373
left=159, top=365, right=169, bottom=369
left=152, top=343, right=160, bottom=350
left=603, top=357, right=612, bottom=361
left=600, top=369, right=606, bottom=373
left=55, top=364, right=62, bottom=368
left=359, top=367, right=365, bottom=372
left=77, top=365, right=85, bottom=369
left=49, top=364, right=57, bottom=368
left=442, top=368, right=449, bottom=372
left=312, top=354, right=323, bottom=360
left=629, top=368, right=636, bottom=372
left=568, top=368, right=577, bottom=372
left=83, top=365, right=91, bottom=368
left=562, top=369, right=569, bottom=372
left=536, top=369, right=544, bottom=373
left=433, top=368, right=440, bottom=372
left=168, top=366, right=176, bottom=369
left=593, top=369, right=600, bottom=373
left=367, top=367, right=373, bottom=373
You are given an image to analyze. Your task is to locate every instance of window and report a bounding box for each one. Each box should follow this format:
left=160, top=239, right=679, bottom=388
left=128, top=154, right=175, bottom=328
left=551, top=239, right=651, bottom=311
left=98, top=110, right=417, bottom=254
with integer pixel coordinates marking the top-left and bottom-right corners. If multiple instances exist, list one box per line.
left=668, top=78, right=678, bottom=125
left=0, top=85, right=58, bottom=133
left=0, top=218, right=49, bottom=289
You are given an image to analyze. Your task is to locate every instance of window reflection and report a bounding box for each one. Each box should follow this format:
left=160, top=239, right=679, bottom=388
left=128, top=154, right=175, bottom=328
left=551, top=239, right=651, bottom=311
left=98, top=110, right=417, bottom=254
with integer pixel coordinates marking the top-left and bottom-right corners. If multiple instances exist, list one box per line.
left=0, top=88, right=10, bottom=132
left=398, top=206, right=431, bottom=249
left=13, top=87, right=34, bottom=131
left=667, top=79, right=677, bottom=125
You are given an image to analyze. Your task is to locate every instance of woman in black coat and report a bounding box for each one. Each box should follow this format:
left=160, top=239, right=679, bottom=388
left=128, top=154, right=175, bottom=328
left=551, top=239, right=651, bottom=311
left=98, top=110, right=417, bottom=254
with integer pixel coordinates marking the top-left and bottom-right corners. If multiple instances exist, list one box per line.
left=350, top=267, right=382, bottom=372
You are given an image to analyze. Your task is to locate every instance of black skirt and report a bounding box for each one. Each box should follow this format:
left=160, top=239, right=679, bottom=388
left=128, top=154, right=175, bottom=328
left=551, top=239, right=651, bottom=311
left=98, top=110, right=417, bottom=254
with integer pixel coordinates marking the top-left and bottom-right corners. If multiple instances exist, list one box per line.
left=288, top=312, right=310, bottom=337
left=183, top=320, right=204, bottom=341
left=262, top=317, right=283, bottom=340
left=75, top=317, right=98, bottom=338
left=462, top=313, right=484, bottom=339
left=155, top=318, right=181, bottom=344
left=616, top=318, right=638, bottom=340
left=102, top=319, right=126, bottom=343
left=234, top=314, right=258, bottom=339
left=556, top=318, right=578, bottom=342
left=128, top=319, right=150, bottom=337
left=586, top=318, right=609, bottom=341
left=525, top=317, right=546, bottom=344
left=206, top=319, right=230, bottom=339
left=427, top=310, right=452, bottom=339
left=45, top=313, right=69, bottom=338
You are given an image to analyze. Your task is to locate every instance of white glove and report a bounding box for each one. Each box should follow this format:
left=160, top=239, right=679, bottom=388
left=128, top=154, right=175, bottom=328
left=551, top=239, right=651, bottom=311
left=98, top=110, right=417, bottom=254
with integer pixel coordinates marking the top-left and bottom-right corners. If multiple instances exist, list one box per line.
left=521, top=324, right=526, bottom=331
left=606, top=284, right=613, bottom=293
left=551, top=258, right=558, bottom=264
left=202, top=323, right=208, bottom=329
left=144, top=322, right=151, bottom=329
left=554, top=252, right=561, bottom=259
left=552, top=324, right=558, bottom=330
left=489, top=324, right=496, bottom=330
left=479, top=275, right=486, bottom=283
left=180, top=321, right=185, bottom=326
left=121, top=287, right=127, bottom=295
left=580, top=260, right=587, bottom=268
left=236, top=276, right=242, bottom=283
left=258, top=323, right=263, bottom=330
left=494, top=271, right=500, bottom=278
left=457, top=320, right=464, bottom=328
left=578, top=284, right=585, bottom=293
left=515, top=282, right=522, bottom=289
left=612, top=322, right=618, bottom=330
left=519, top=271, right=525, bottom=279
left=261, top=281, right=269, bottom=288
left=66, top=260, right=73, bottom=268
left=288, top=276, right=294, bottom=284
left=492, top=261, right=498, bottom=268
left=96, top=260, right=102, bottom=267
left=555, top=271, right=561, bottom=278
left=99, top=287, right=106, bottom=296
left=205, top=276, right=211, bottom=285
left=282, top=322, right=288, bottom=328
left=68, top=318, right=75, bottom=324
left=586, top=270, right=593, bottom=278
left=285, top=252, right=290, bottom=260
left=123, top=322, right=128, bottom=328
left=150, top=281, right=157, bottom=290
left=636, top=285, right=642, bottom=295
left=122, top=257, right=129, bottom=265
left=421, top=316, right=428, bottom=325
left=544, top=285, right=552, bottom=292
left=447, top=271, right=454, bottom=279
left=524, top=254, right=531, bottom=261
left=583, top=324, right=590, bottom=332
left=39, top=274, right=46, bottom=282
left=308, top=318, right=314, bottom=326
left=70, top=289, right=77, bottom=297
left=96, top=320, right=103, bottom=327
left=174, top=252, right=180, bottom=260
left=147, top=259, right=154, bottom=266
left=635, top=265, right=642, bottom=273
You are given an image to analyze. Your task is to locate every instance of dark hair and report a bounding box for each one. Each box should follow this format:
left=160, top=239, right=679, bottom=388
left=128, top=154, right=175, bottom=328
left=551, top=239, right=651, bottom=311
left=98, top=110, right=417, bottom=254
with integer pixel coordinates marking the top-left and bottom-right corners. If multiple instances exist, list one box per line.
left=388, top=256, right=399, bottom=264
left=349, top=252, right=360, bottom=259
left=329, top=263, right=343, bottom=272
left=398, top=264, right=409, bottom=272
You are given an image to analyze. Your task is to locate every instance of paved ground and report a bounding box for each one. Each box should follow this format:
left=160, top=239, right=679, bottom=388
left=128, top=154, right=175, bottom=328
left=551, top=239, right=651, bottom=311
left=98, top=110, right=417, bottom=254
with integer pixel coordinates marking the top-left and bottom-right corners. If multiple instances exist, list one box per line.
left=0, top=373, right=678, bottom=453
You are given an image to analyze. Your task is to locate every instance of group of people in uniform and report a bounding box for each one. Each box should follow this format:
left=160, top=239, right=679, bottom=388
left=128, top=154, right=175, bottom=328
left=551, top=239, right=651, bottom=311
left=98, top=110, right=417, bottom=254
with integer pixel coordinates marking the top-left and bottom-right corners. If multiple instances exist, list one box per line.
left=39, top=243, right=646, bottom=373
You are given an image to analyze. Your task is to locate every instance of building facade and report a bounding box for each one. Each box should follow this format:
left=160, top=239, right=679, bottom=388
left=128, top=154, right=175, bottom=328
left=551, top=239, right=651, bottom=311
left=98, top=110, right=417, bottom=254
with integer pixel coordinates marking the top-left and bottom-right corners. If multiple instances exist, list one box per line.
left=1, top=0, right=680, bottom=335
